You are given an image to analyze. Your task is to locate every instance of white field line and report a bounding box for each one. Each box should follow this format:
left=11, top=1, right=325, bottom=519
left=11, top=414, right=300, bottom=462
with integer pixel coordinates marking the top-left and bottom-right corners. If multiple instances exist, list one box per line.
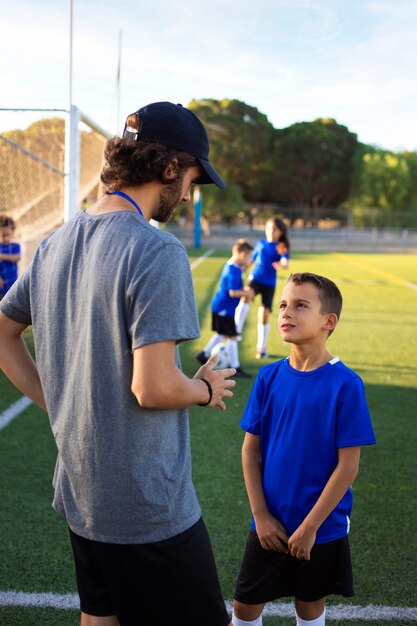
left=333, top=253, right=417, bottom=292
left=0, top=396, right=32, bottom=431
left=0, top=592, right=416, bottom=621
left=0, top=249, right=215, bottom=435
left=190, top=247, right=215, bottom=271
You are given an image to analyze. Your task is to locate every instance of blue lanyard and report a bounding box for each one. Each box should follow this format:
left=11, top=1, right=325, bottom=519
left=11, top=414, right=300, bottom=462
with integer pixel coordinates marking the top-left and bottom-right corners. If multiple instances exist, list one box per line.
left=108, top=190, right=143, bottom=217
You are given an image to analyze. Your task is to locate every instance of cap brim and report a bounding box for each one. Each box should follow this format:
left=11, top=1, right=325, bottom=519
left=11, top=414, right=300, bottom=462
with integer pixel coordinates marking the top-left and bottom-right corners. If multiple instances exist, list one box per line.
left=196, top=159, right=227, bottom=190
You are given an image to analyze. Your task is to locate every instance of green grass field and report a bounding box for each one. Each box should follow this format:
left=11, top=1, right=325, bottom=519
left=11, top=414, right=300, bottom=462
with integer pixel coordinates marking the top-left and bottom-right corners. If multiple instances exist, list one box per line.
left=0, top=251, right=416, bottom=625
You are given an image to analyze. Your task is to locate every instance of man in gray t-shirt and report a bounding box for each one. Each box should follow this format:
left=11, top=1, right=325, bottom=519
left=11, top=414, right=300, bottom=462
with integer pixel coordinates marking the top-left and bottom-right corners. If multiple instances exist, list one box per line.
left=0, top=102, right=235, bottom=626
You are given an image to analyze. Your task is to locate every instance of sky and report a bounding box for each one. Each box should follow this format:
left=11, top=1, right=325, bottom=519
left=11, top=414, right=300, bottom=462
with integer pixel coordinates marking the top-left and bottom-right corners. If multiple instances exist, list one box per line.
left=1, top=0, right=416, bottom=151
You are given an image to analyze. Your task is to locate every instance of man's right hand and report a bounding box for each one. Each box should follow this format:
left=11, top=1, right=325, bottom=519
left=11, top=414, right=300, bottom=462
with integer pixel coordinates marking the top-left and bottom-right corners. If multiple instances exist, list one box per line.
left=194, top=354, right=236, bottom=410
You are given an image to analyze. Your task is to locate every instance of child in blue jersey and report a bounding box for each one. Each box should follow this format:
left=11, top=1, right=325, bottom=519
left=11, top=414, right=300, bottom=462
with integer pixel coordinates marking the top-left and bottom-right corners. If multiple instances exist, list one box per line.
left=232, top=272, right=376, bottom=626
left=0, top=216, right=21, bottom=302
left=234, top=217, right=290, bottom=359
left=196, top=239, right=254, bottom=378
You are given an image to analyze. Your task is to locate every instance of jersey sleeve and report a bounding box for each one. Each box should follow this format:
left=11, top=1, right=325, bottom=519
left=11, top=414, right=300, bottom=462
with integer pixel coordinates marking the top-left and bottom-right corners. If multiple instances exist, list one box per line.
left=336, top=375, right=376, bottom=448
left=226, top=266, right=243, bottom=291
left=128, top=242, right=200, bottom=350
left=240, top=370, right=266, bottom=435
left=252, top=241, right=261, bottom=262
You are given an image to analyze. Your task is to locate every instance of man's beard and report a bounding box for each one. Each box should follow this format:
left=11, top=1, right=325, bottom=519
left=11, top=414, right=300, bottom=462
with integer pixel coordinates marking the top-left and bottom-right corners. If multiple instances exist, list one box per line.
left=153, top=175, right=184, bottom=223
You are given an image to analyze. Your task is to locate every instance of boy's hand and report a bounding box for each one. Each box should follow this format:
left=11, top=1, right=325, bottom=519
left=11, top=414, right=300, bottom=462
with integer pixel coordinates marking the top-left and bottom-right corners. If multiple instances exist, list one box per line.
left=254, top=512, right=289, bottom=552
left=0, top=276, right=4, bottom=289
left=194, top=354, right=236, bottom=411
left=288, top=524, right=317, bottom=560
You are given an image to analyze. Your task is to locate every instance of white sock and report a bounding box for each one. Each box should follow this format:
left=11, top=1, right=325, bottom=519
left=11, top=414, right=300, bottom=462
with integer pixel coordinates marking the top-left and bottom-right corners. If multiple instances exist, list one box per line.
left=257, top=323, right=270, bottom=352
left=296, top=609, right=326, bottom=626
left=203, top=334, right=224, bottom=355
left=235, top=301, right=250, bottom=334
left=232, top=611, right=263, bottom=626
left=228, top=339, right=240, bottom=368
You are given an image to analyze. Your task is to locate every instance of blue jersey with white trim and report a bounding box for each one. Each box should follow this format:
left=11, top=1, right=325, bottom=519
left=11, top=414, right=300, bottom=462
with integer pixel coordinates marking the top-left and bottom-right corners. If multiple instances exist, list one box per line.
left=240, top=357, right=376, bottom=543
left=211, top=261, right=243, bottom=317
left=250, top=239, right=287, bottom=287
left=0, top=242, right=20, bottom=294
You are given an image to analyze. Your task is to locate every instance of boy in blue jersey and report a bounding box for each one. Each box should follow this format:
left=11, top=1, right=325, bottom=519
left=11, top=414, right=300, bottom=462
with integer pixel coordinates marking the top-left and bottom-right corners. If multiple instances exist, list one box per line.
left=232, top=272, right=376, bottom=626
left=196, top=239, right=254, bottom=378
left=234, top=218, right=290, bottom=359
left=0, top=216, right=21, bottom=301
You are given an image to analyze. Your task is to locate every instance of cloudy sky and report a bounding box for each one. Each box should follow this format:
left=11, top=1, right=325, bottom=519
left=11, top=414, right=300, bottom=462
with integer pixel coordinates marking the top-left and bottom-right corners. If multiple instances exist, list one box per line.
left=1, top=0, right=416, bottom=151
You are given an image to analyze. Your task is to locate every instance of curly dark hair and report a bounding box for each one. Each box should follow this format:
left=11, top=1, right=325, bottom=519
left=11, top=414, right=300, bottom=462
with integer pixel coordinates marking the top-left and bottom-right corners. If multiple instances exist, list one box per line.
left=100, top=138, right=198, bottom=192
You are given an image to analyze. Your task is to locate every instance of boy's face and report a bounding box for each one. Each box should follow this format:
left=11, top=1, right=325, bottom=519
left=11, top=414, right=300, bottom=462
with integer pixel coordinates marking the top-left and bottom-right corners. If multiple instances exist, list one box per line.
left=239, top=251, right=253, bottom=270
left=0, top=227, right=13, bottom=244
left=279, top=281, right=337, bottom=344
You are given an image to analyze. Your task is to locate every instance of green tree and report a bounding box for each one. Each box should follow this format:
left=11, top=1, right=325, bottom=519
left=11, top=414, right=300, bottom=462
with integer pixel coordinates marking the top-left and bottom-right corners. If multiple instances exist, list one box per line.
left=199, top=183, right=246, bottom=225
left=188, top=99, right=276, bottom=204
left=348, top=149, right=417, bottom=227
left=272, top=119, right=358, bottom=218
left=402, top=151, right=417, bottom=210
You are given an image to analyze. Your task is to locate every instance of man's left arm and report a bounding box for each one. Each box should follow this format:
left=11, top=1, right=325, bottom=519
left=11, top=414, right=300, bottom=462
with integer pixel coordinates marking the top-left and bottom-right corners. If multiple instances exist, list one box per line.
left=288, top=446, right=361, bottom=560
left=0, top=312, right=47, bottom=411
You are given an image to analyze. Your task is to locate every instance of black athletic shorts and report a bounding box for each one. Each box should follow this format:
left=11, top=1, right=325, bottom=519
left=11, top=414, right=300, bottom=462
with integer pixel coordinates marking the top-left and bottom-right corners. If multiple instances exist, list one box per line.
left=69, top=517, right=230, bottom=626
left=234, top=530, right=354, bottom=604
left=212, top=312, right=238, bottom=337
left=248, top=279, right=275, bottom=311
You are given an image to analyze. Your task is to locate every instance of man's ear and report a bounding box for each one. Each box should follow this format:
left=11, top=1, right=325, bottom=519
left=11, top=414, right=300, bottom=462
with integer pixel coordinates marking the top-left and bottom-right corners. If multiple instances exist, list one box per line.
left=323, top=313, right=338, bottom=332
left=163, top=159, right=180, bottom=182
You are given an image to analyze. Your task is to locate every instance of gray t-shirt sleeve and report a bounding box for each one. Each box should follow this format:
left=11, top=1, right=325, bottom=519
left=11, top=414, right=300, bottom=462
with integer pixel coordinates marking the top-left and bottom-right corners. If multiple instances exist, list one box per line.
left=0, top=268, right=32, bottom=325
left=127, top=241, right=200, bottom=349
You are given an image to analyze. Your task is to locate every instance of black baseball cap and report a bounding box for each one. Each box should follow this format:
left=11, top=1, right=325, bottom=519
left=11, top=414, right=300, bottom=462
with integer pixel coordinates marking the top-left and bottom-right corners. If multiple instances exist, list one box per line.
left=122, top=101, right=226, bottom=189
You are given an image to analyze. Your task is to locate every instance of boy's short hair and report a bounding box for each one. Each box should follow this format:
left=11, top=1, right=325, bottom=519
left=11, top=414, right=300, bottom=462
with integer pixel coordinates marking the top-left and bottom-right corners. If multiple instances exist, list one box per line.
left=233, top=239, right=254, bottom=255
left=0, top=215, right=15, bottom=229
left=287, top=272, right=343, bottom=321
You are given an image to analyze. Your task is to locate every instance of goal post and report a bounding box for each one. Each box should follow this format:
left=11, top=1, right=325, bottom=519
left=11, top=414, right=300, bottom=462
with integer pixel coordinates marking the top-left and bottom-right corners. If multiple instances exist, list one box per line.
left=0, top=106, right=111, bottom=270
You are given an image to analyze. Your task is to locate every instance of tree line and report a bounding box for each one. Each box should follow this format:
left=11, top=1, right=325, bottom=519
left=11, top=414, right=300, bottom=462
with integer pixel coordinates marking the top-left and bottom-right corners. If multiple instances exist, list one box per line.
left=188, top=99, right=417, bottom=228
left=2, top=104, right=416, bottom=229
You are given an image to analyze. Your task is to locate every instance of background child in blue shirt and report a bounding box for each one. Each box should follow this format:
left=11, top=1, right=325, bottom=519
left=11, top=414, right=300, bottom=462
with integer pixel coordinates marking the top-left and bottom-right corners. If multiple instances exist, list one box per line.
left=197, top=239, right=253, bottom=378
left=0, top=216, right=21, bottom=301
left=232, top=272, right=376, bottom=626
left=234, top=217, right=290, bottom=359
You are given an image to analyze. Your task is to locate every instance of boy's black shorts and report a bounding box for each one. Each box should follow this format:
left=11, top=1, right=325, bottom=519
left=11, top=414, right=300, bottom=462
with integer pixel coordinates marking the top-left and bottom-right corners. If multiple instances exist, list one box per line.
left=248, top=279, right=275, bottom=311
left=212, top=312, right=237, bottom=337
left=69, top=517, right=230, bottom=626
left=234, top=530, right=354, bottom=604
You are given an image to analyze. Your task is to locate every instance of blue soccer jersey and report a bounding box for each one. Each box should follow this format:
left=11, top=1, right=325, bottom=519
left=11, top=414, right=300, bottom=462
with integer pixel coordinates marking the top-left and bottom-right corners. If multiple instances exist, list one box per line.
left=0, top=242, right=20, bottom=295
left=240, top=357, right=376, bottom=543
left=250, top=239, right=287, bottom=287
left=211, top=261, right=243, bottom=317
